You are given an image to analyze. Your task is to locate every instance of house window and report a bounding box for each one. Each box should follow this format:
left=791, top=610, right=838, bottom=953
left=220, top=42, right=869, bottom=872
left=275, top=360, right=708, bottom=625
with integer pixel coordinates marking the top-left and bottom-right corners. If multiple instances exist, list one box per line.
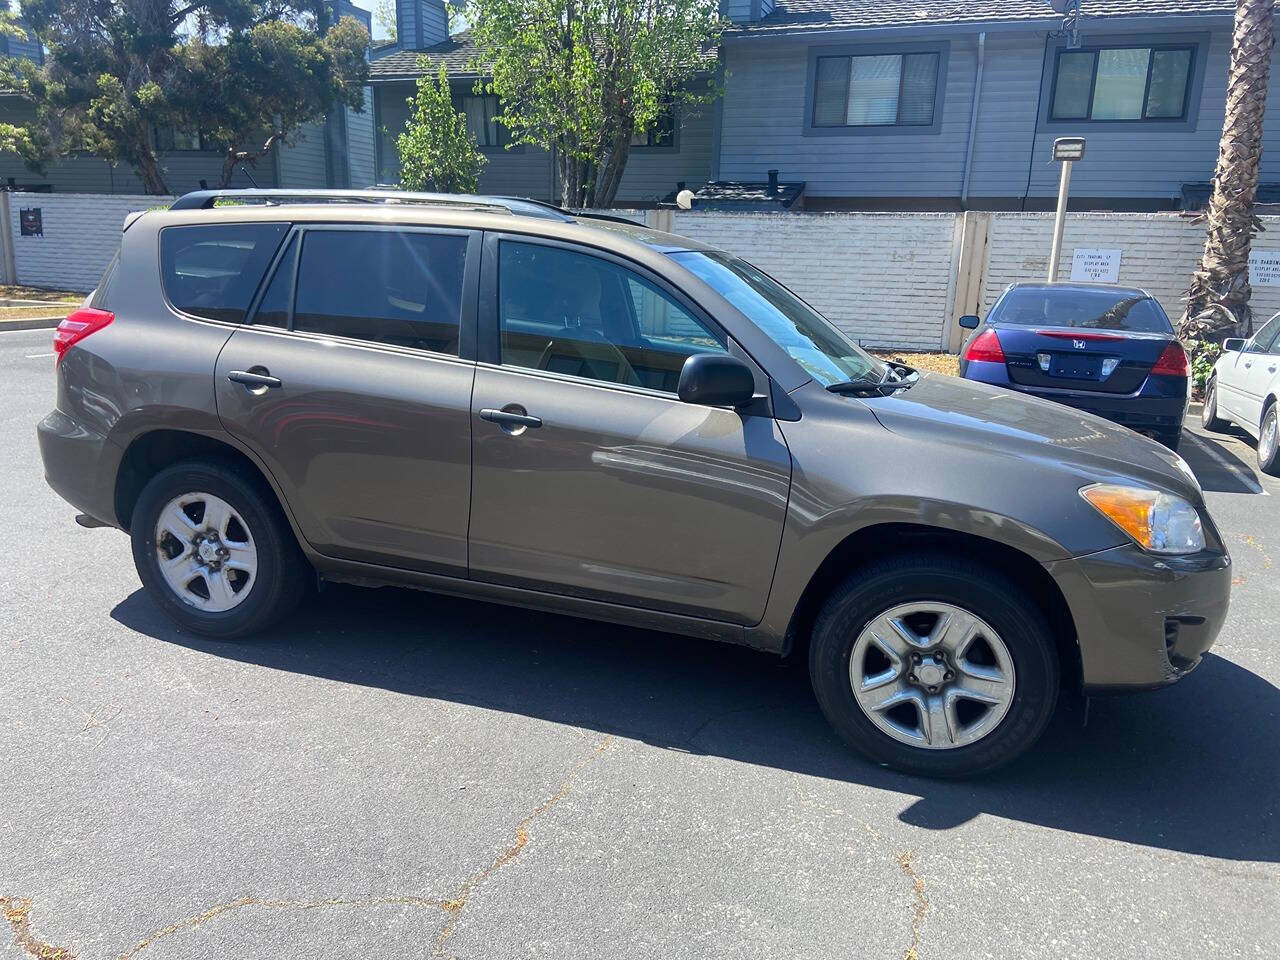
left=460, top=94, right=508, bottom=148
left=812, top=52, right=940, bottom=128
left=1050, top=44, right=1195, bottom=121
left=631, top=106, right=676, bottom=148
left=153, top=125, right=207, bottom=151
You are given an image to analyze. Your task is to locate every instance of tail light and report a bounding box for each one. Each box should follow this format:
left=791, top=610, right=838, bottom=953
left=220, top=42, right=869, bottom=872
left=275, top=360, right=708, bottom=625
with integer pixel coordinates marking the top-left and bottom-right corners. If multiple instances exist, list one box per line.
left=53, top=307, right=114, bottom=365
left=964, top=328, right=1006, bottom=364
left=1150, top=342, right=1189, bottom=377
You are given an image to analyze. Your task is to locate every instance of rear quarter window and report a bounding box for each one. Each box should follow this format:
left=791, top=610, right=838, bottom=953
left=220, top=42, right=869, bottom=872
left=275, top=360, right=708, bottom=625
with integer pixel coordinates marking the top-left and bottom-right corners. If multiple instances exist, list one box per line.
left=160, top=223, right=288, bottom=323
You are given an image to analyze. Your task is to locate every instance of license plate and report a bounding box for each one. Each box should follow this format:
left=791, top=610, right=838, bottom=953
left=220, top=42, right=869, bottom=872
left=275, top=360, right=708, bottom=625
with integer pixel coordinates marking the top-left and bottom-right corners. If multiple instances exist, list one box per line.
left=1049, top=353, right=1101, bottom=379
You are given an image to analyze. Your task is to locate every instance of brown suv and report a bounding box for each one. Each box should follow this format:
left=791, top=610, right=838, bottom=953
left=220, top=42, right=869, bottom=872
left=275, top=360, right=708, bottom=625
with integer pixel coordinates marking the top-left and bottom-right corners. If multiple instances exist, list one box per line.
left=38, top=189, right=1231, bottom=777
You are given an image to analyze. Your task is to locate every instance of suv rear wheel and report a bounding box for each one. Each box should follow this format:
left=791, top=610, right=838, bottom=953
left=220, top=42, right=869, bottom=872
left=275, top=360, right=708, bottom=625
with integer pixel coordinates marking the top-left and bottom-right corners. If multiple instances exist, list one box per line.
left=130, top=459, right=311, bottom=638
left=809, top=553, right=1059, bottom=778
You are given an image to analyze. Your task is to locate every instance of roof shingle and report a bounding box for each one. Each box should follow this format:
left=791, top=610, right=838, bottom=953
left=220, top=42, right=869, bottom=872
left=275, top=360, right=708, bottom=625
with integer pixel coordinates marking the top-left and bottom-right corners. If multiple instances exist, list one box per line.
left=739, top=0, right=1235, bottom=34
left=369, top=31, right=483, bottom=80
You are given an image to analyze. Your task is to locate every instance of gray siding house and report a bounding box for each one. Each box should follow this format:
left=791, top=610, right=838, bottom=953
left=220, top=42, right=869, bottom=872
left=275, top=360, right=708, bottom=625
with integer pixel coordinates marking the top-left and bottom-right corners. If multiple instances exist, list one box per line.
left=0, top=0, right=378, bottom=195
left=717, top=0, right=1260, bottom=210
left=1, top=0, right=1274, bottom=211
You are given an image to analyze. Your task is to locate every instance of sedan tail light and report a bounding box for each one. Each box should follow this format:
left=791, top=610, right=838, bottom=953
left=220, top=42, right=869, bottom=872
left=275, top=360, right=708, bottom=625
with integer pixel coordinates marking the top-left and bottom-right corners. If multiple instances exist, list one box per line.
left=53, top=307, right=114, bottom=365
left=964, top=329, right=1006, bottom=364
left=1150, top=342, right=1189, bottom=377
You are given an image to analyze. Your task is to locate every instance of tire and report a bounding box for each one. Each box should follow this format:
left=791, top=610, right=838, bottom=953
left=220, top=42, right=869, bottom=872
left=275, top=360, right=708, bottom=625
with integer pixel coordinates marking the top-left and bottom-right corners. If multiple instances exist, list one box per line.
left=1201, top=377, right=1228, bottom=431
left=809, top=552, right=1059, bottom=778
left=1259, top=404, right=1280, bottom=477
left=1156, top=429, right=1182, bottom=452
left=130, top=458, right=312, bottom=638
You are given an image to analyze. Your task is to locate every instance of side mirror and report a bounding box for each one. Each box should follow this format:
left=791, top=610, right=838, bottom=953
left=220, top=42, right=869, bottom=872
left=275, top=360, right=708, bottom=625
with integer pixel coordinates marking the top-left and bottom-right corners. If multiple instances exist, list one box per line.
left=958, top=315, right=981, bottom=329
left=677, top=353, right=756, bottom=408
left=1222, top=337, right=1246, bottom=353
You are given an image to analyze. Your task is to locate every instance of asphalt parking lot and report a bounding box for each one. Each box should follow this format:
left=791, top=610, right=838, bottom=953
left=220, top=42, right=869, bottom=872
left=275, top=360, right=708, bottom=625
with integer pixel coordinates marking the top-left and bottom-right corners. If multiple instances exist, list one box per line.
left=2, top=325, right=1277, bottom=960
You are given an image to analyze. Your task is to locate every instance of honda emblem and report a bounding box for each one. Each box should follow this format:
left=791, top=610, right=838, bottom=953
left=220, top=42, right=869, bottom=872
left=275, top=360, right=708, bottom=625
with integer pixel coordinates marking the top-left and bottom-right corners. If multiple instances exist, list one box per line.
left=1073, top=339, right=1087, bottom=349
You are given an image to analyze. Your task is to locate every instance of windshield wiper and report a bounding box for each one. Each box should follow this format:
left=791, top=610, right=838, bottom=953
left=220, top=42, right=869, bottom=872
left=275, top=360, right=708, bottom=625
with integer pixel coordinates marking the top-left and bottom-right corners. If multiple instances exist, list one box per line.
left=826, top=362, right=919, bottom=397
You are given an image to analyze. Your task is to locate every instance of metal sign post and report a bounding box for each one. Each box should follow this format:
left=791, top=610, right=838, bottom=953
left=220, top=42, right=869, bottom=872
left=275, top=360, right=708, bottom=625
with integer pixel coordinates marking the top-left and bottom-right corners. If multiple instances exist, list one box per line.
left=1047, top=137, right=1085, bottom=282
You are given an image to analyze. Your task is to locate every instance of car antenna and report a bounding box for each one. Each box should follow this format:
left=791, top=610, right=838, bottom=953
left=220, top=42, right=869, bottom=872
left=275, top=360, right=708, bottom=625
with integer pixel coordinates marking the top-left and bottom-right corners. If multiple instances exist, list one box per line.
left=240, top=164, right=260, bottom=188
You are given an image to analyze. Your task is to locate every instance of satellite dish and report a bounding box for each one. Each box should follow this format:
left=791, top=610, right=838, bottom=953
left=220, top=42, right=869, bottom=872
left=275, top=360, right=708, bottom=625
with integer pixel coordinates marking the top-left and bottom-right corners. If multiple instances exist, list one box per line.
left=675, top=189, right=696, bottom=211
left=1048, top=0, right=1077, bottom=13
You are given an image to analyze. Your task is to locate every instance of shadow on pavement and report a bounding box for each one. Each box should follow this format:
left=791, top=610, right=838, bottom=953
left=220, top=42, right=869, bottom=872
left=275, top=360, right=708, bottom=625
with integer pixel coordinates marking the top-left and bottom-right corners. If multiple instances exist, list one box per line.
left=113, top=582, right=1279, bottom=863
left=1181, top=426, right=1266, bottom=495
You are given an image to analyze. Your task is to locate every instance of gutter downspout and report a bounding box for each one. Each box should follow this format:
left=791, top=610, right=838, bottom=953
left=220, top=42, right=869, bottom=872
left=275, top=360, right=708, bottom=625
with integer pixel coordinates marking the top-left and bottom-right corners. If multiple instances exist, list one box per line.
left=960, top=31, right=986, bottom=209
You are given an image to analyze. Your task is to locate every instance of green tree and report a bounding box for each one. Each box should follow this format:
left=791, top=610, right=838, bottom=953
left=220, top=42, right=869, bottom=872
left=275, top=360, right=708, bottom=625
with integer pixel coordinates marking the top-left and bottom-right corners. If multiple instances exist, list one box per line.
left=466, top=0, right=722, bottom=208
left=19, top=0, right=368, bottom=194
left=395, top=61, right=486, bottom=193
left=184, top=16, right=370, bottom=187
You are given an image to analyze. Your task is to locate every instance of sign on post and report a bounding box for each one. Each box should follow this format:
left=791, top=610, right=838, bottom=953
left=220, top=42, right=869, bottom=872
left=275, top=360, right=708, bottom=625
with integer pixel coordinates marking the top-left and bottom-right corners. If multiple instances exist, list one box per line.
left=1249, top=249, right=1280, bottom=286
left=1070, top=248, right=1122, bottom=283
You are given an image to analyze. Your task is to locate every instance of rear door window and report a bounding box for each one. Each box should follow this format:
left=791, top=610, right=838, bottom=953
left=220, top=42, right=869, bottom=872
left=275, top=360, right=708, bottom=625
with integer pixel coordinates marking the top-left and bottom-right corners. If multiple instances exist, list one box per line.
left=160, top=223, right=288, bottom=323
left=292, top=229, right=467, bottom=356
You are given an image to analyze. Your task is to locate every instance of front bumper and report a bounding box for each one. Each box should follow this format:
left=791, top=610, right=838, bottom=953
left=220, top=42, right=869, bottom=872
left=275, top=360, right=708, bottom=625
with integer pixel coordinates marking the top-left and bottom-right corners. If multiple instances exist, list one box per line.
left=1044, top=542, right=1231, bottom=692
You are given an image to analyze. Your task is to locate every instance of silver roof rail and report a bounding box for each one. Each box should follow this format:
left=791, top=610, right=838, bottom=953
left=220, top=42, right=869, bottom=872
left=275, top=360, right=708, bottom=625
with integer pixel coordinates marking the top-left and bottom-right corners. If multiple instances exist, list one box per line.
left=168, top=188, right=575, bottom=221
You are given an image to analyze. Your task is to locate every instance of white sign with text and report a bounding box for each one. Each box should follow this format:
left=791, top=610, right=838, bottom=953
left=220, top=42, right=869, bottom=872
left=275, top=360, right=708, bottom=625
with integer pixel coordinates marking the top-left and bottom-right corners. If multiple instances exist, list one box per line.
left=1070, top=248, right=1122, bottom=283
left=1249, top=249, right=1280, bottom=286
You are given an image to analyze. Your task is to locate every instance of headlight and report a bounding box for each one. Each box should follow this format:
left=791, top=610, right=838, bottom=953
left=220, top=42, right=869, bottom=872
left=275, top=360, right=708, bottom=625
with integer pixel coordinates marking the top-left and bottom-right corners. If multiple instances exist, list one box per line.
left=1079, top=483, right=1205, bottom=555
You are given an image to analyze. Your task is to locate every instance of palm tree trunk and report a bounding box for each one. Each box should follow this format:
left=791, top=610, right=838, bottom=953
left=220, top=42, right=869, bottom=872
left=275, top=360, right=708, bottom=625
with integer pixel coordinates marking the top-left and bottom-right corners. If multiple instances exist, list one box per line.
left=1181, top=0, right=1276, bottom=344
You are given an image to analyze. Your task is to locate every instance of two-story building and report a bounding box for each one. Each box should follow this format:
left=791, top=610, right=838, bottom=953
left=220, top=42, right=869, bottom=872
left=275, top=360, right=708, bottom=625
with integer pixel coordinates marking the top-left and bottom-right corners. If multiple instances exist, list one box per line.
left=370, top=0, right=1279, bottom=212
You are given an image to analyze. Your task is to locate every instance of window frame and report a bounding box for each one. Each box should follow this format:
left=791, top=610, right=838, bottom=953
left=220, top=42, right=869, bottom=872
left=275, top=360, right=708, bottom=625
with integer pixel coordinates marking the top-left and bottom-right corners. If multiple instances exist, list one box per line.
left=1039, top=32, right=1208, bottom=132
left=803, top=41, right=950, bottom=138
left=245, top=223, right=482, bottom=362
left=629, top=104, right=680, bottom=153
left=157, top=221, right=289, bottom=326
left=152, top=124, right=210, bottom=152
left=454, top=91, right=520, bottom=154
left=476, top=231, right=767, bottom=403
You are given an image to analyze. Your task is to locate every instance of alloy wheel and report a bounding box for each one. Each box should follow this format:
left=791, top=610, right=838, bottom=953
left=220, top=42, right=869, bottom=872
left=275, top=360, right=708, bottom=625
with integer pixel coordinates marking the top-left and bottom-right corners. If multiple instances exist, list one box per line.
left=1202, top=381, right=1216, bottom=427
left=1262, top=408, right=1278, bottom=465
left=154, top=492, right=258, bottom=612
left=848, top=602, right=1016, bottom=750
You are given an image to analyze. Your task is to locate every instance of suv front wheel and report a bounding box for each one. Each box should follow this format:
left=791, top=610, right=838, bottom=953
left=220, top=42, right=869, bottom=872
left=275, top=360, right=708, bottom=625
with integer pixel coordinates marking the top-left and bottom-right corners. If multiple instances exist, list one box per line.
left=809, top=553, right=1059, bottom=777
left=130, top=459, right=311, bottom=638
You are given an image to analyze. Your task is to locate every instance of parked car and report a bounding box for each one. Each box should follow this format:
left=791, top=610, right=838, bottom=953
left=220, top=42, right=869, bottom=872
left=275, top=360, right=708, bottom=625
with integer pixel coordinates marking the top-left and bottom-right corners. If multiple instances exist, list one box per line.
left=1201, top=312, right=1280, bottom=475
left=38, top=189, right=1230, bottom=778
left=958, top=282, right=1189, bottom=450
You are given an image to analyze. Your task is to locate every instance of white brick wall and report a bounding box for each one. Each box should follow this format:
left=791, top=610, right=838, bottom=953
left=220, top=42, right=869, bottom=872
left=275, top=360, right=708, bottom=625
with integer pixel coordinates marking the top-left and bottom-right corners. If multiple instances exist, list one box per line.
left=8, top=192, right=173, bottom=292
left=672, top=212, right=960, bottom=351
left=982, top=212, right=1280, bottom=327
left=12, top=194, right=1280, bottom=348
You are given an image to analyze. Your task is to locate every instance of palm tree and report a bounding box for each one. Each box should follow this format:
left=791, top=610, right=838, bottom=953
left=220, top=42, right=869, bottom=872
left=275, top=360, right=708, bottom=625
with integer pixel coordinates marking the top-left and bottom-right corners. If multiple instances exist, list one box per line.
left=1181, top=0, right=1276, bottom=345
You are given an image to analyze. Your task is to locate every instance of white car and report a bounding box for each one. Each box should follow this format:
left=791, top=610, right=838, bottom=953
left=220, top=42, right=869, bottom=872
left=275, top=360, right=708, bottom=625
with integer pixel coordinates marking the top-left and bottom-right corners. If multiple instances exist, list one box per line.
left=1202, top=311, right=1280, bottom=474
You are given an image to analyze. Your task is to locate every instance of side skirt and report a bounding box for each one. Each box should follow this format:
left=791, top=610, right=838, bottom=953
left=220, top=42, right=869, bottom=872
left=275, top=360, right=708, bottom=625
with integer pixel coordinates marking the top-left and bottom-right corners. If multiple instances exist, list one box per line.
left=315, top=555, right=778, bottom=651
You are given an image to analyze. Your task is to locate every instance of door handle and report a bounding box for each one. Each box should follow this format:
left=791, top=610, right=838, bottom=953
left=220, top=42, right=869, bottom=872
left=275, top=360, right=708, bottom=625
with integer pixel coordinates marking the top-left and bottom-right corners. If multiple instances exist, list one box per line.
left=228, top=369, right=282, bottom=389
left=480, top=407, right=542, bottom=429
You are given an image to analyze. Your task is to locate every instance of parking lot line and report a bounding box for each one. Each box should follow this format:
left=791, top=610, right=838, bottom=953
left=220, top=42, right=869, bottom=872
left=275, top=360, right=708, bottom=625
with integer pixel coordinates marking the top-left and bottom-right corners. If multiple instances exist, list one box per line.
left=1185, top=430, right=1268, bottom=495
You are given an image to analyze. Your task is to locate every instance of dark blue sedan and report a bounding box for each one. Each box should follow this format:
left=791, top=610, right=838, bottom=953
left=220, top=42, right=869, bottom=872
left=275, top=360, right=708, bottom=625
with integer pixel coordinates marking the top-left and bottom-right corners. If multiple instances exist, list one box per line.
left=958, top=282, right=1189, bottom=449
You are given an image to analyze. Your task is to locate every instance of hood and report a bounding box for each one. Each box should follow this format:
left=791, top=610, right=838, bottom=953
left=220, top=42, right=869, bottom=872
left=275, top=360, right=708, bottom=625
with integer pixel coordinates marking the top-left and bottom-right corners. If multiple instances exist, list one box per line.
left=857, top=372, right=1201, bottom=502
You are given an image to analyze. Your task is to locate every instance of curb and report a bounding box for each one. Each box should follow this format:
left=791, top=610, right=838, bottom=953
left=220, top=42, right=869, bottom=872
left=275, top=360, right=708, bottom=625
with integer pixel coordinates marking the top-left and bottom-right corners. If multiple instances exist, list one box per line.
left=0, top=316, right=65, bottom=332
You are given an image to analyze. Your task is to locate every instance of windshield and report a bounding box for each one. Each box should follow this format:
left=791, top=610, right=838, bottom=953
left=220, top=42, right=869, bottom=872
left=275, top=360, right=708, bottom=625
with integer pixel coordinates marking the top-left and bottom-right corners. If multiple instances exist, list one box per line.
left=668, top=250, right=886, bottom=387
left=989, top=288, right=1173, bottom=333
